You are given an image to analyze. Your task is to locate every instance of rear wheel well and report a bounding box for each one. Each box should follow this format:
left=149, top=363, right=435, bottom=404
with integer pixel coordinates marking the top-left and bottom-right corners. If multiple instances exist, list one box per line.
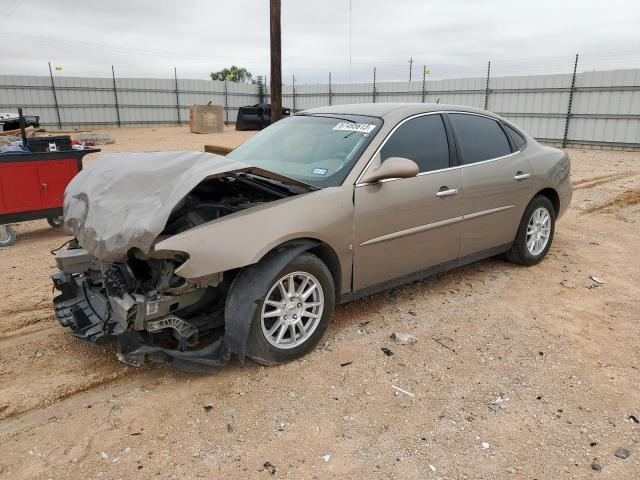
left=536, top=188, right=560, bottom=216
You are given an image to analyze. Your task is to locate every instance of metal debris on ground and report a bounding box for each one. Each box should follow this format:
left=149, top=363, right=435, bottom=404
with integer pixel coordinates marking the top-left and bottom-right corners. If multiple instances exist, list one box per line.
left=380, top=347, right=394, bottom=356
left=431, top=336, right=456, bottom=353
left=392, top=385, right=415, bottom=397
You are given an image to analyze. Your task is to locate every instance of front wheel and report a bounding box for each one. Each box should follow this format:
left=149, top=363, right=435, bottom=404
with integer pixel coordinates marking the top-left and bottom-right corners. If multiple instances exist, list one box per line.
left=507, top=195, right=556, bottom=265
left=245, top=252, right=335, bottom=365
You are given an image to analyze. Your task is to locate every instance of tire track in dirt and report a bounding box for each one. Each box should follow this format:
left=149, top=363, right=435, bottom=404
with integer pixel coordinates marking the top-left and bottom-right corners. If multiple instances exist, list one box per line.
left=584, top=188, right=640, bottom=214
left=0, top=367, right=139, bottom=424
left=0, top=368, right=164, bottom=439
left=573, top=172, right=633, bottom=190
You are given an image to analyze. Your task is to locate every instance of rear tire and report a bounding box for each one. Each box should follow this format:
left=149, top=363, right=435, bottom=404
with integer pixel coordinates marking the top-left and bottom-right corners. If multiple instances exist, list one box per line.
left=0, top=224, right=17, bottom=247
left=246, top=252, right=335, bottom=365
left=507, top=195, right=555, bottom=266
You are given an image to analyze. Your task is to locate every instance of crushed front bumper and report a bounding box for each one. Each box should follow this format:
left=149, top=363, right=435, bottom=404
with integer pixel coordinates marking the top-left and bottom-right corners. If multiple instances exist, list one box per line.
left=51, top=271, right=230, bottom=371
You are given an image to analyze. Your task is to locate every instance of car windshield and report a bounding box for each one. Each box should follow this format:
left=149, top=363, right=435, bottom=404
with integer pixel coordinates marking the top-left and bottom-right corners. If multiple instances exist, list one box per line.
left=227, top=114, right=383, bottom=187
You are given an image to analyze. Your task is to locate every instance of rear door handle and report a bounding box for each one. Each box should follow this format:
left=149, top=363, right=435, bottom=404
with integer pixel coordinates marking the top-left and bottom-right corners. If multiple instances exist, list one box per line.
left=514, top=172, right=531, bottom=180
left=436, top=187, right=459, bottom=197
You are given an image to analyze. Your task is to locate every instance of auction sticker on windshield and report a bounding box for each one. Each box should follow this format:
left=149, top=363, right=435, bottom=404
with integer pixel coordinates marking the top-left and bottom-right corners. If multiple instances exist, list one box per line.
left=333, top=122, right=377, bottom=133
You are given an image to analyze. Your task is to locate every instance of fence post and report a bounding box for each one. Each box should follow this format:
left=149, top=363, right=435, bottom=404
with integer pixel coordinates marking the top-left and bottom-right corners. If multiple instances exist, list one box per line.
left=563, top=54, right=579, bottom=148
left=224, top=78, right=229, bottom=125
left=372, top=67, right=377, bottom=103
left=292, top=74, right=296, bottom=113
left=48, top=62, right=62, bottom=129
left=421, top=65, right=426, bottom=103
left=328, top=72, right=332, bottom=106
left=174, top=67, right=181, bottom=125
left=484, top=61, right=491, bottom=110
left=111, top=65, right=121, bottom=128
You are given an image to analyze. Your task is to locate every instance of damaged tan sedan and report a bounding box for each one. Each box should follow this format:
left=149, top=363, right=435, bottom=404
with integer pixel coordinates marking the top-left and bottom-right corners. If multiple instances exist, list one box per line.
left=52, top=103, right=571, bottom=369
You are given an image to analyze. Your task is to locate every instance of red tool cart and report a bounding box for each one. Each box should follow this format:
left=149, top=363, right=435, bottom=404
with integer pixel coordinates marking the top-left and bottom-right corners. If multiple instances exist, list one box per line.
left=0, top=110, right=99, bottom=247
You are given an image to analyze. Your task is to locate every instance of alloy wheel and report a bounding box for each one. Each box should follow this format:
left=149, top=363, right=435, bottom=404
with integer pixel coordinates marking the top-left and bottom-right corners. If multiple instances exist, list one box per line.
left=260, top=271, right=324, bottom=350
left=526, top=207, right=551, bottom=256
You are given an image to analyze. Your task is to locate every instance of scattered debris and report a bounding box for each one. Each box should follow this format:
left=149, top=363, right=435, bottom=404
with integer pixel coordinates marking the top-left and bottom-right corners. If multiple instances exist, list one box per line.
left=262, top=461, right=276, bottom=475
left=340, top=361, right=352, bottom=367
left=392, top=385, right=415, bottom=397
left=100, top=452, right=108, bottom=461
left=320, top=454, right=331, bottom=462
left=226, top=424, right=233, bottom=433
left=591, top=462, right=602, bottom=471
left=323, top=342, right=334, bottom=352
left=614, top=448, right=630, bottom=459
left=492, top=395, right=509, bottom=405
left=589, top=275, right=605, bottom=288
left=407, top=309, right=417, bottom=316
left=428, top=464, right=436, bottom=472
left=431, top=337, right=456, bottom=353
left=391, top=332, right=417, bottom=345
left=481, top=442, right=491, bottom=450
left=629, top=415, right=639, bottom=423
left=381, top=347, right=394, bottom=357
left=203, top=404, right=213, bottom=412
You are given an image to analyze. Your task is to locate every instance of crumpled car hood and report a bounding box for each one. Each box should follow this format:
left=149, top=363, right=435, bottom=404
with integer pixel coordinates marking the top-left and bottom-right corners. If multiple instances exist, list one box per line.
left=64, top=151, right=311, bottom=262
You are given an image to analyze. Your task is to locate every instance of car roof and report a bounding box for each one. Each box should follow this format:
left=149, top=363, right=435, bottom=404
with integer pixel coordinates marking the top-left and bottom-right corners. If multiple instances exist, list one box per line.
left=300, top=103, right=503, bottom=122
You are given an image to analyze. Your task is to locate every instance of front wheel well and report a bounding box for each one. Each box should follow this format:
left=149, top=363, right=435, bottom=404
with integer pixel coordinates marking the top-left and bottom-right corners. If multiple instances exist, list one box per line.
left=258, top=238, right=342, bottom=303
left=536, top=188, right=560, bottom=216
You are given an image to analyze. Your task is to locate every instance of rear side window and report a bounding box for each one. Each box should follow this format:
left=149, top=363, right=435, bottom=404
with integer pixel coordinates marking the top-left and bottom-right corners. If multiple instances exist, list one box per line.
left=504, top=124, right=526, bottom=150
left=380, top=114, right=449, bottom=173
left=449, top=113, right=512, bottom=164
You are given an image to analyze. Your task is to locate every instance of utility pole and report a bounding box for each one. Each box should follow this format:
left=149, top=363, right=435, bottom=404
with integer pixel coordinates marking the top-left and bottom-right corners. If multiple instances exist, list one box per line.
left=270, top=0, right=282, bottom=123
left=408, top=57, right=413, bottom=83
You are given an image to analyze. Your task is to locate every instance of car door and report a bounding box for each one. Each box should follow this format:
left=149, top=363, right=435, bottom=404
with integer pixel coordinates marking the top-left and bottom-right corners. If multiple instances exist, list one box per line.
left=353, top=113, right=463, bottom=291
left=446, top=113, right=534, bottom=257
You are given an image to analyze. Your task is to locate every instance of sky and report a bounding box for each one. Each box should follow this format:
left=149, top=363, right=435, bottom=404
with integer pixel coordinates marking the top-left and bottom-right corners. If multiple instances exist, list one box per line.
left=0, top=0, right=638, bottom=83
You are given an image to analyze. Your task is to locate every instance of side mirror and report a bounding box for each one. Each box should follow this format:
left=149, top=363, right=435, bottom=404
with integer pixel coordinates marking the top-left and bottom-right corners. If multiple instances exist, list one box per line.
left=361, top=157, right=419, bottom=183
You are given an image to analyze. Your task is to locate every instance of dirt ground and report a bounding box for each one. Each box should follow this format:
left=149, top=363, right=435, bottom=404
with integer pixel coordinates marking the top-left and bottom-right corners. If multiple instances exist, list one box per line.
left=0, top=126, right=639, bottom=479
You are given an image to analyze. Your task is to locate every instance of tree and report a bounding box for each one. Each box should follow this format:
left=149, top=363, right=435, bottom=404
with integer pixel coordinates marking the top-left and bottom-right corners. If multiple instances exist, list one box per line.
left=210, top=66, right=254, bottom=83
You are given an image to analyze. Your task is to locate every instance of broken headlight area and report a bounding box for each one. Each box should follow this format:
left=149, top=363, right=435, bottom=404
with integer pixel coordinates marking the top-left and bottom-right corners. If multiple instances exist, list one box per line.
left=51, top=244, right=230, bottom=369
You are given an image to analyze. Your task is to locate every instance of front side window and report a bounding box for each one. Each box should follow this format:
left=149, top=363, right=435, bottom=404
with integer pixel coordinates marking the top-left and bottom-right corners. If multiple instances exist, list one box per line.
left=227, top=114, right=382, bottom=187
left=380, top=114, right=450, bottom=173
left=449, top=113, right=512, bottom=164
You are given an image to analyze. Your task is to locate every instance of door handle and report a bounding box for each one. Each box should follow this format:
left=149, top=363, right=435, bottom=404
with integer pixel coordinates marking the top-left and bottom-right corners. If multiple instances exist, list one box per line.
left=514, top=172, right=531, bottom=180
left=436, top=187, right=459, bottom=197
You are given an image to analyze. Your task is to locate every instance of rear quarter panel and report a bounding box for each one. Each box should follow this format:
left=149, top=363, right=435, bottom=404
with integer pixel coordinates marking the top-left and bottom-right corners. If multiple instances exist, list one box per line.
left=523, top=140, right=572, bottom=219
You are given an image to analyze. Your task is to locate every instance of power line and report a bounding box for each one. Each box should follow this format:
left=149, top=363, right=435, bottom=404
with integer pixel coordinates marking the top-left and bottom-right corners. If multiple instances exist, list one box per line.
left=0, top=0, right=25, bottom=26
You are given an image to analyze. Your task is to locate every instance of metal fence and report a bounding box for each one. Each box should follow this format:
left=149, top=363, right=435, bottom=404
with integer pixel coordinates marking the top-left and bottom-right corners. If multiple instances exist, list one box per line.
left=1, top=67, right=639, bottom=149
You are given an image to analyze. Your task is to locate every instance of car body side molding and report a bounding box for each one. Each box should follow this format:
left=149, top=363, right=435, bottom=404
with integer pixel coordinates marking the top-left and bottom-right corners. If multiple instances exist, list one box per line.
left=339, top=243, right=511, bottom=304
left=359, top=216, right=464, bottom=247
